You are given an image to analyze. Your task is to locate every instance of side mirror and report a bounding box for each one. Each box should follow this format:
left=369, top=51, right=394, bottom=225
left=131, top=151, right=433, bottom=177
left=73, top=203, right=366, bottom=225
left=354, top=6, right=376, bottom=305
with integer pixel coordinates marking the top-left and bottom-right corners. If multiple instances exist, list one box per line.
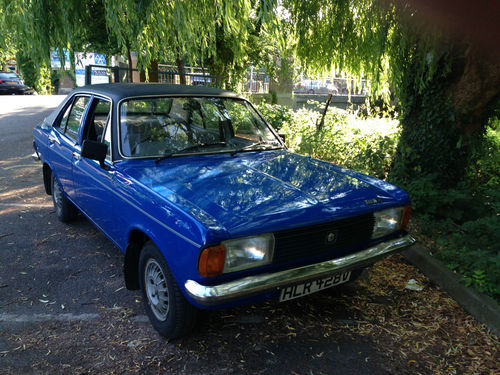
left=278, top=133, right=286, bottom=143
left=81, top=140, right=108, bottom=169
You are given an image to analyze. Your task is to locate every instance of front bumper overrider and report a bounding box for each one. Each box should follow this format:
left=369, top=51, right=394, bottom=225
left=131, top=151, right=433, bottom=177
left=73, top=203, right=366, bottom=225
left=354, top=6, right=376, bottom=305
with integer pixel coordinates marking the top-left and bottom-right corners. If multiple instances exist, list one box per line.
left=185, top=234, right=416, bottom=306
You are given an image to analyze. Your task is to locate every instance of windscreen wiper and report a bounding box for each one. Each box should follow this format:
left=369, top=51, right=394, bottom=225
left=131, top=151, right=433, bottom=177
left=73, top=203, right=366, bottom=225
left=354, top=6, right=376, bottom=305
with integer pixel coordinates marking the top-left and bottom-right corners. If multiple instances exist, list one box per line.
left=230, top=141, right=281, bottom=156
left=155, top=142, right=227, bottom=163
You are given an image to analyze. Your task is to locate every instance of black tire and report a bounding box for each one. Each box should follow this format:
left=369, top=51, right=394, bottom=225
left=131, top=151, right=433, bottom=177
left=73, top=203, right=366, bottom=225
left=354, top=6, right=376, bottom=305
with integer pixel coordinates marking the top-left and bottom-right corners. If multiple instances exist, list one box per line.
left=51, top=173, right=77, bottom=223
left=138, top=242, right=198, bottom=339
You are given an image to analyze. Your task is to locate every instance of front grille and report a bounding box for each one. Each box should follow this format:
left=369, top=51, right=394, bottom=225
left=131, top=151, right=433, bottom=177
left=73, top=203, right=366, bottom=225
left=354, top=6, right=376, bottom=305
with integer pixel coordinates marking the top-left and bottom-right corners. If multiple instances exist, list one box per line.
left=273, top=213, right=375, bottom=264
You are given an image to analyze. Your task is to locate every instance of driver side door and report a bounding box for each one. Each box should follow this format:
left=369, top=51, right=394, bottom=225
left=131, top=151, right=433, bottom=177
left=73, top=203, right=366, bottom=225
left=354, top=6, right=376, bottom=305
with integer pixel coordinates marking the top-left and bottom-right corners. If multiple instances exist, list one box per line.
left=72, top=96, right=116, bottom=235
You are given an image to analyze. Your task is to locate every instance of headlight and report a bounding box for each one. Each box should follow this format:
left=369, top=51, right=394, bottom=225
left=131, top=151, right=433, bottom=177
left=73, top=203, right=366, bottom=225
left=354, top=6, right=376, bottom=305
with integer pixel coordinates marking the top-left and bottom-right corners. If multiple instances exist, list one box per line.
left=372, top=206, right=411, bottom=239
left=198, top=233, right=275, bottom=277
left=223, top=234, right=275, bottom=273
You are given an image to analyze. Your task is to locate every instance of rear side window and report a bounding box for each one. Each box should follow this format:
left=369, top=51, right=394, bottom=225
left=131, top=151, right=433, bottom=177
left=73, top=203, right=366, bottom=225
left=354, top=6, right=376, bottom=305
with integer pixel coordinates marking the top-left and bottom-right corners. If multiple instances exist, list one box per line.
left=65, top=96, right=90, bottom=142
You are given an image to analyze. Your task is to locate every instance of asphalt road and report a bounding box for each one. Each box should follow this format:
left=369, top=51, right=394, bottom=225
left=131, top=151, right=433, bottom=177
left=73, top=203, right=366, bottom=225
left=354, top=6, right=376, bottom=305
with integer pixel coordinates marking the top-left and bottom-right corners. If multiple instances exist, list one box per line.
left=0, top=96, right=496, bottom=375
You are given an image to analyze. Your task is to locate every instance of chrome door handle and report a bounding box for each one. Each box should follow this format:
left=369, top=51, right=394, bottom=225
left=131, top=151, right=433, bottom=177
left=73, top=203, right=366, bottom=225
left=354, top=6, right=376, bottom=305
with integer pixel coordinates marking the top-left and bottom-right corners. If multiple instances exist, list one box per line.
left=48, top=135, right=57, bottom=144
left=72, top=152, right=81, bottom=161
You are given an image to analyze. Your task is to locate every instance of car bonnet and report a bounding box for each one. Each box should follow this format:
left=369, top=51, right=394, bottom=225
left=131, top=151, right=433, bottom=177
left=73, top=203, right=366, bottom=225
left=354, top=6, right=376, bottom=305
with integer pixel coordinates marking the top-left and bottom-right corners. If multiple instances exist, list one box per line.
left=123, top=150, right=409, bottom=237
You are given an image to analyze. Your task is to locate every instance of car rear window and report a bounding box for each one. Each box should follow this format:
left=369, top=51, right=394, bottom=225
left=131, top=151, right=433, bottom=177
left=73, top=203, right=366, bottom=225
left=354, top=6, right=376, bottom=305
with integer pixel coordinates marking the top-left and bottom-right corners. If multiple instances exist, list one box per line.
left=0, top=72, right=18, bottom=79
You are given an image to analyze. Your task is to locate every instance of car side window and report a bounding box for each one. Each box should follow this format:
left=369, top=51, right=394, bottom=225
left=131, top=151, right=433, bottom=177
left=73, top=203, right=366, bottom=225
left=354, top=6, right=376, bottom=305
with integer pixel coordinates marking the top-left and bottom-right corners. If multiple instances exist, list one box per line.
left=58, top=103, right=72, bottom=130
left=83, top=98, right=111, bottom=142
left=65, top=96, right=90, bottom=142
left=83, top=98, right=112, bottom=159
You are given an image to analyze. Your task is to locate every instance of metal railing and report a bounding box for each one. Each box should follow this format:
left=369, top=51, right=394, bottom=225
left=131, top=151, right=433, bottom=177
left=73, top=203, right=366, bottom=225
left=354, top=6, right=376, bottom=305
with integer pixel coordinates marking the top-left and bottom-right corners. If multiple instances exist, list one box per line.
left=84, top=65, right=219, bottom=87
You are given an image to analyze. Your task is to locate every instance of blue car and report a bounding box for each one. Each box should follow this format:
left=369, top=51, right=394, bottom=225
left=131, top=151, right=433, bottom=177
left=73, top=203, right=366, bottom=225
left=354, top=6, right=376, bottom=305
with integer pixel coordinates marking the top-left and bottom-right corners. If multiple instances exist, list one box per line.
left=33, top=83, right=415, bottom=338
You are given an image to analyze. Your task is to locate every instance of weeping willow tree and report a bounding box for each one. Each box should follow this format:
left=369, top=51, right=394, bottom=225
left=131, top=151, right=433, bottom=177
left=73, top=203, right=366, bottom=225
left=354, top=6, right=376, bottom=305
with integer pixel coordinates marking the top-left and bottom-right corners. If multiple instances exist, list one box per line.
left=280, top=0, right=500, bottom=194
left=0, top=0, right=120, bottom=92
left=0, top=0, right=118, bottom=67
left=104, top=0, right=275, bottom=88
left=0, top=0, right=275, bottom=88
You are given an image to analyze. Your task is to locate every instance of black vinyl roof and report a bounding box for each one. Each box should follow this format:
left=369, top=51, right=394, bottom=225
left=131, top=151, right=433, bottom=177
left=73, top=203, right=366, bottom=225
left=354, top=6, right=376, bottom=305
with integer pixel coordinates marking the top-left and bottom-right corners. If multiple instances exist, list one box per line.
left=71, top=83, right=240, bottom=101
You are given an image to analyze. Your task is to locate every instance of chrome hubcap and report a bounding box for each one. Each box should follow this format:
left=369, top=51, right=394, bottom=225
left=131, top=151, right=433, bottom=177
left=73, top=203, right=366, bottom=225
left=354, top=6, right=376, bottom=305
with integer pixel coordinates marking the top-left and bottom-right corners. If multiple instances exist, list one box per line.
left=144, top=259, right=169, bottom=321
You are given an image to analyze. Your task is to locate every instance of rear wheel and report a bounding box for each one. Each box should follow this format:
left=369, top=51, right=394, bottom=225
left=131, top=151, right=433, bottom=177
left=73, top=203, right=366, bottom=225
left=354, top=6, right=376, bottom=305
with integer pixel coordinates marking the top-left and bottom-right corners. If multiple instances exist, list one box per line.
left=139, top=242, right=198, bottom=338
left=51, top=173, right=77, bottom=222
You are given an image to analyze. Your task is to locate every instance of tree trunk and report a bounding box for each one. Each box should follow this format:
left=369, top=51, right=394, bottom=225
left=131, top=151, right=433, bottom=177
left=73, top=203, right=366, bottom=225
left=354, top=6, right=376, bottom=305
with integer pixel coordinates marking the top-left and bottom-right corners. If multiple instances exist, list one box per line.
left=176, top=55, right=186, bottom=85
left=390, top=44, right=500, bottom=190
left=446, top=46, right=500, bottom=135
left=140, top=60, right=159, bottom=82
left=126, top=47, right=133, bottom=83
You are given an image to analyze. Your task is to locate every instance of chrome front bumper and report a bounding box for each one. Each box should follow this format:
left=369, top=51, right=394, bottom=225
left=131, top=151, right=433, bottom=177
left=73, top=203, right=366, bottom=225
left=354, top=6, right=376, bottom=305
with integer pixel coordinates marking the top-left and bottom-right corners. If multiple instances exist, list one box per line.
left=185, top=234, right=416, bottom=306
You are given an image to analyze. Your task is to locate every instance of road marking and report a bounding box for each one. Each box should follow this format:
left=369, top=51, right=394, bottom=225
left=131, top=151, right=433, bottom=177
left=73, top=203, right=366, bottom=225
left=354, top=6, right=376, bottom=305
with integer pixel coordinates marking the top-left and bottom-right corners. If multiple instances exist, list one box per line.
left=0, top=313, right=150, bottom=324
left=0, top=313, right=100, bottom=323
left=0, top=203, right=52, bottom=208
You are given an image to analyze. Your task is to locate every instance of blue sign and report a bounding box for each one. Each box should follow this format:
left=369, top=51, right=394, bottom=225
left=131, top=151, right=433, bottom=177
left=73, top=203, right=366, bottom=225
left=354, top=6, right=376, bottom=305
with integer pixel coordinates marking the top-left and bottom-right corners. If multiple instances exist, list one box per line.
left=94, top=54, right=106, bottom=66
left=50, top=50, right=70, bottom=69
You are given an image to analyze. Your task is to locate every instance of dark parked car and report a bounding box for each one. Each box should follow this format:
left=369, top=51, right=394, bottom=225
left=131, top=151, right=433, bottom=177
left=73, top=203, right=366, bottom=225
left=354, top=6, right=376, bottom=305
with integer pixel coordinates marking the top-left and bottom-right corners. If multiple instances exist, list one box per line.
left=33, top=83, right=415, bottom=338
left=0, top=71, right=36, bottom=95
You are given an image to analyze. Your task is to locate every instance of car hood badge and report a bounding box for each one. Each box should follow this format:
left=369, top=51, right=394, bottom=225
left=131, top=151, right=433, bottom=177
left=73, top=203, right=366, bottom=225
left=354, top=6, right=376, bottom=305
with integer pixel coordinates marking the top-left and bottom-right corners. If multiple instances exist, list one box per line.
left=326, top=231, right=338, bottom=244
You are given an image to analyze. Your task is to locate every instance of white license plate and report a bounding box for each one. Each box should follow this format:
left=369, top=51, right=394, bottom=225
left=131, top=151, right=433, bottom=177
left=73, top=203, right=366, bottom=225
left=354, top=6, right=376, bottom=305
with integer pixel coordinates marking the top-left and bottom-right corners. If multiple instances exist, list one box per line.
left=279, top=271, right=351, bottom=302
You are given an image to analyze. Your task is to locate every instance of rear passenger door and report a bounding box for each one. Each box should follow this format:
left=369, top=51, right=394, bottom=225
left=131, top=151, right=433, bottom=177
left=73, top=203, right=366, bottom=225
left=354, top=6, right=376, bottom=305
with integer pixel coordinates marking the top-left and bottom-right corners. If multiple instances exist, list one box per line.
left=72, top=96, right=115, bottom=233
left=49, top=95, right=91, bottom=201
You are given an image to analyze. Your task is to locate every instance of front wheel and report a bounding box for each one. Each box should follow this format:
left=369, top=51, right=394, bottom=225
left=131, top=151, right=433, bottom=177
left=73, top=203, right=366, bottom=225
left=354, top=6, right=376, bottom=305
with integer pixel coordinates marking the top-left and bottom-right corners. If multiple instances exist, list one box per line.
left=51, top=173, right=77, bottom=222
left=139, top=242, right=198, bottom=339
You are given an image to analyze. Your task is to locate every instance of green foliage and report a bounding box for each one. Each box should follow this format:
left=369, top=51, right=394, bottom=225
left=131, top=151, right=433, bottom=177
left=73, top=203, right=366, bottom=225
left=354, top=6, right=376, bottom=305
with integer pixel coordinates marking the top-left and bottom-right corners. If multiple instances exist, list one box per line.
left=1, top=0, right=119, bottom=65
left=262, top=102, right=400, bottom=179
left=256, top=103, right=293, bottom=131
left=35, top=66, right=53, bottom=95
left=408, top=122, right=500, bottom=301
left=17, top=52, right=52, bottom=94
left=104, top=0, right=277, bottom=87
left=0, top=6, right=16, bottom=68
left=418, top=210, right=500, bottom=300
left=468, top=120, right=500, bottom=189
left=16, top=52, right=37, bottom=89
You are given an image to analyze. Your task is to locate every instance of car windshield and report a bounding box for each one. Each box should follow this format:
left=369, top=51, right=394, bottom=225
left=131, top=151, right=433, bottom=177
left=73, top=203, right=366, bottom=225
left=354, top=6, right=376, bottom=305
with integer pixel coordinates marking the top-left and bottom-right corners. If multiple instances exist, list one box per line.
left=119, top=96, right=282, bottom=158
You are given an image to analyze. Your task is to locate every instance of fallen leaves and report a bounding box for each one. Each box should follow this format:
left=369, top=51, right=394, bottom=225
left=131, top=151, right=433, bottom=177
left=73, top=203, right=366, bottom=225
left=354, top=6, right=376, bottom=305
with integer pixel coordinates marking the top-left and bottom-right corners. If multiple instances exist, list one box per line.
left=338, top=254, right=500, bottom=374
left=1, top=253, right=498, bottom=374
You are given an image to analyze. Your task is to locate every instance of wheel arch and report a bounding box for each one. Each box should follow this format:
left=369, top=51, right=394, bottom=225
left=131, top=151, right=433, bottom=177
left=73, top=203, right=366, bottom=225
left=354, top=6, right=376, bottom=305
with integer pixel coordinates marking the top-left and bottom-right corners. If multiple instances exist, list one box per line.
left=43, top=163, right=52, bottom=195
left=123, top=229, right=152, bottom=290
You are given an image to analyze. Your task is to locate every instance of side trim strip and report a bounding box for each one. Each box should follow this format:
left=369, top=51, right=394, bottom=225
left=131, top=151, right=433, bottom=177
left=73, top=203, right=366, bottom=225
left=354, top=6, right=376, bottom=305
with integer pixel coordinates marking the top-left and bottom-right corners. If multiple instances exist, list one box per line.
left=74, top=163, right=201, bottom=248
left=185, top=234, right=416, bottom=305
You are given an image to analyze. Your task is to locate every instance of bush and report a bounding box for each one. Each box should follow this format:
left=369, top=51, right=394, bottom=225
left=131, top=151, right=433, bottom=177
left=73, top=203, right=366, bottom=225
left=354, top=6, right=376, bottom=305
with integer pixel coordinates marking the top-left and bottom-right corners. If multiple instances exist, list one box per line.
left=17, top=52, right=53, bottom=94
left=277, top=101, right=400, bottom=179
left=256, top=103, right=293, bottom=132
left=402, top=122, right=500, bottom=301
